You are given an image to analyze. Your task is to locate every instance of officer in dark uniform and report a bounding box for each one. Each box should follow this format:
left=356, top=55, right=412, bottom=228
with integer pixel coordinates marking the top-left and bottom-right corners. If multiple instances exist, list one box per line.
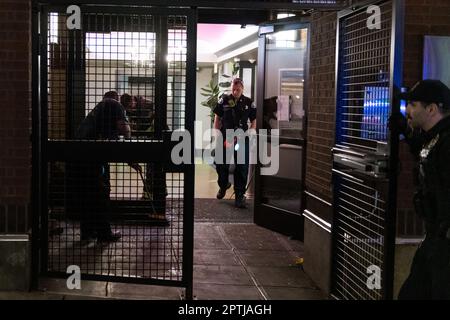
left=213, top=78, right=256, bottom=208
left=397, top=79, right=450, bottom=299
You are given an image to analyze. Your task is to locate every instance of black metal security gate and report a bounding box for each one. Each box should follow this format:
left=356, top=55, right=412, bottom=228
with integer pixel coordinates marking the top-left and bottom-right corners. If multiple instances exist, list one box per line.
left=331, top=0, right=403, bottom=300
left=32, top=3, right=196, bottom=297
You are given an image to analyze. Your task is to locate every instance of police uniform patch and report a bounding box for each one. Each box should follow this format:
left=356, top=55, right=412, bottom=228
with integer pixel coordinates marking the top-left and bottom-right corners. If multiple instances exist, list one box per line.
left=251, top=102, right=256, bottom=109
left=420, top=134, right=440, bottom=160
left=218, top=97, right=223, bottom=105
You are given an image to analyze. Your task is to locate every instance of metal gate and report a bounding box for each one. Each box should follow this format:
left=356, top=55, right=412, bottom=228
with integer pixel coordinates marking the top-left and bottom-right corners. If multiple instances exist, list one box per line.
left=331, top=0, right=403, bottom=300
left=32, top=3, right=196, bottom=297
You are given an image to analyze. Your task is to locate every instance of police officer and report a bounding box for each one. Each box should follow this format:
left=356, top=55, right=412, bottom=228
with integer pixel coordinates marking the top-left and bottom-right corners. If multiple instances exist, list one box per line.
left=213, top=78, right=256, bottom=208
left=397, top=79, right=450, bottom=299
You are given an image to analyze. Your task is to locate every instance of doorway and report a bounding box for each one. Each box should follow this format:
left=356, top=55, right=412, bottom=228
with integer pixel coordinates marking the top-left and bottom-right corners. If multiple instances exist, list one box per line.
left=190, top=22, right=320, bottom=302
left=194, top=18, right=311, bottom=234
left=194, top=23, right=258, bottom=222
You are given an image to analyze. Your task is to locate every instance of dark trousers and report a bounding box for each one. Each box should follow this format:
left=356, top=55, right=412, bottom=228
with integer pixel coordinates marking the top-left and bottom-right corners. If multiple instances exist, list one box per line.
left=215, top=139, right=249, bottom=197
left=67, top=162, right=113, bottom=237
left=398, top=236, right=450, bottom=300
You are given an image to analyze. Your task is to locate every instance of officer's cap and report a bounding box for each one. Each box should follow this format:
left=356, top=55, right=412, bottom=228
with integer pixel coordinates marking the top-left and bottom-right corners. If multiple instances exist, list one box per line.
left=400, top=79, right=450, bottom=109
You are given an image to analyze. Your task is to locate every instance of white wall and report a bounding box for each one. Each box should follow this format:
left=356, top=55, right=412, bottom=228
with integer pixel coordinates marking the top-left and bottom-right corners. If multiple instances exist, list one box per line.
left=86, top=61, right=121, bottom=113
left=196, top=66, right=214, bottom=152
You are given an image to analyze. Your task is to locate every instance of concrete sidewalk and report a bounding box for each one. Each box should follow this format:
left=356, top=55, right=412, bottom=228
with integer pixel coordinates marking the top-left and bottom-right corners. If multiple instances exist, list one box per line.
left=0, top=222, right=325, bottom=300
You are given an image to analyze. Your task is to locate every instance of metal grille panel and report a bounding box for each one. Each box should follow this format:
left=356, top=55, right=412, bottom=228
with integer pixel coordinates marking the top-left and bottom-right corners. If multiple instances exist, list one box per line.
left=47, top=12, right=162, bottom=141
left=40, top=7, right=193, bottom=290
left=333, top=172, right=387, bottom=299
left=48, top=161, right=184, bottom=281
left=332, top=0, right=397, bottom=300
left=168, top=16, right=187, bottom=131
left=336, top=1, right=393, bottom=151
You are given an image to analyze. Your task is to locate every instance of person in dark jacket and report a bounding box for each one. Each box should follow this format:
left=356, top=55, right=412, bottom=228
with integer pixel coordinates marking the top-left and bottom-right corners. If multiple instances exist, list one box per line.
left=70, top=95, right=140, bottom=242
left=396, top=79, right=450, bottom=300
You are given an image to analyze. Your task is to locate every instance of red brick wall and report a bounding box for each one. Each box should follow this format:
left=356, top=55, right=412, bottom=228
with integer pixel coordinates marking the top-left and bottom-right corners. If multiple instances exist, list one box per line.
left=305, top=11, right=337, bottom=204
left=0, top=0, right=31, bottom=233
left=396, top=0, right=450, bottom=236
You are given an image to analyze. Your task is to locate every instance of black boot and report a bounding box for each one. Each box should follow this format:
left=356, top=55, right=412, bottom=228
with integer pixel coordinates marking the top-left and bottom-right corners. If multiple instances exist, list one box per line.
left=216, top=183, right=231, bottom=199
left=235, top=194, right=247, bottom=208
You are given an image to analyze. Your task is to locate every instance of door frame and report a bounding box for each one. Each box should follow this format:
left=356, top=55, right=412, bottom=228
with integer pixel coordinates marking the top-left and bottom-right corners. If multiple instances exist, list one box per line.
left=254, top=17, right=311, bottom=239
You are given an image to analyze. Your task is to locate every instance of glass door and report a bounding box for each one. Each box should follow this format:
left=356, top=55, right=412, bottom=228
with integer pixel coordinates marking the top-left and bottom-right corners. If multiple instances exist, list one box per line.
left=254, top=18, right=309, bottom=239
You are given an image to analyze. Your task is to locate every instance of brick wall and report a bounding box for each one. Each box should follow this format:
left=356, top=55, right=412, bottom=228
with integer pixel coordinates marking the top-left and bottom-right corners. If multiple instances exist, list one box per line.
left=305, top=1, right=450, bottom=235
left=0, top=0, right=32, bottom=233
left=396, top=0, right=450, bottom=237
left=305, top=11, right=337, bottom=204
left=403, top=0, right=450, bottom=86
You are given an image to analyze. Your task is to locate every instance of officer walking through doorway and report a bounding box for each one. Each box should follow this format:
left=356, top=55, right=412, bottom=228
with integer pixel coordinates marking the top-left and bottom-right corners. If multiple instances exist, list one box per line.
left=213, top=78, right=256, bottom=208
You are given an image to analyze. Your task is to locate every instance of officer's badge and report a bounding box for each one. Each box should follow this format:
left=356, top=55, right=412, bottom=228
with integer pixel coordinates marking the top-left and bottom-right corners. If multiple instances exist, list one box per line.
left=420, top=134, right=439, bottom=160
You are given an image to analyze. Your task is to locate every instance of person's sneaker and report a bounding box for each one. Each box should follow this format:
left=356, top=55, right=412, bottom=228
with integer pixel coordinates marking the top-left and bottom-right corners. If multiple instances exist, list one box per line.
left=97, top=231, right=121, bottom=242
left=216, top=183, right=231, bottom=199
left=235, top=195, right=247, bottom=209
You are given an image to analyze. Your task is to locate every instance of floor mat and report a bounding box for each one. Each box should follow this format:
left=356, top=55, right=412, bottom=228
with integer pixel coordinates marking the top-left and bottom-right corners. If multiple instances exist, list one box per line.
left=194, top=198, right=253, bottom=223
